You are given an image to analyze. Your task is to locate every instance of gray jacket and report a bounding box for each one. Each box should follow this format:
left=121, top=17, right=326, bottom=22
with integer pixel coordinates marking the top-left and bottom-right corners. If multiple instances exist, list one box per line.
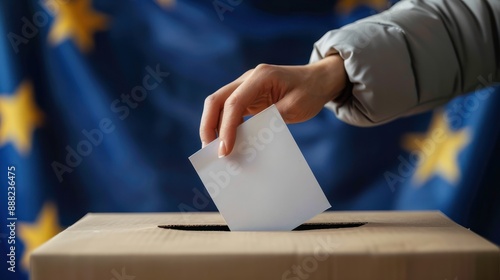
left=311, top=0, right=500, bottom=126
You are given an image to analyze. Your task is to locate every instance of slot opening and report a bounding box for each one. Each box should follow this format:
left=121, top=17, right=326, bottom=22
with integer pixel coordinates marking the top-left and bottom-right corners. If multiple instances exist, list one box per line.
left=158, top=222, right=366, bottom=231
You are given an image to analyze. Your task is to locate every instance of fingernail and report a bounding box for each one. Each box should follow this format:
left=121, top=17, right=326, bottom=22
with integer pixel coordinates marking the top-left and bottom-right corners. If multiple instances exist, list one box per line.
left=201, top=141, right=207, bottom=148
left=218, top=141, right=226, bottom=158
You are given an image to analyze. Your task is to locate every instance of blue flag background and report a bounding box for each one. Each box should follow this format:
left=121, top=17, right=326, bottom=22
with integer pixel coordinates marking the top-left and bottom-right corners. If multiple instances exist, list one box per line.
left=1, top=0, right=499, bottom=279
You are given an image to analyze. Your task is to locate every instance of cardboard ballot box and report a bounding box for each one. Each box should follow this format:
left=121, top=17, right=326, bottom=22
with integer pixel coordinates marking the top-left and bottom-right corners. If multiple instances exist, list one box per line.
left=31, top=211, right=499, bottom=280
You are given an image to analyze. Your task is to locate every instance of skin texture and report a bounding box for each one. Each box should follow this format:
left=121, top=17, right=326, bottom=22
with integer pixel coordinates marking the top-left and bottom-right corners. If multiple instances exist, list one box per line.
left=200, top=55, right=348, bottom=158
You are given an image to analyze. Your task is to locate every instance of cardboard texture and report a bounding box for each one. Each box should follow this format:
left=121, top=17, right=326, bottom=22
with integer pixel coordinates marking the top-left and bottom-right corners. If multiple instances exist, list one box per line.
left=31, top=211, right=499, bottom=280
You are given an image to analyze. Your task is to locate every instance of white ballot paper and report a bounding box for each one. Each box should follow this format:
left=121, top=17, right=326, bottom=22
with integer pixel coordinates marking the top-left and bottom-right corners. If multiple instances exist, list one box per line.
left=189, top=105, right=331, bottom=231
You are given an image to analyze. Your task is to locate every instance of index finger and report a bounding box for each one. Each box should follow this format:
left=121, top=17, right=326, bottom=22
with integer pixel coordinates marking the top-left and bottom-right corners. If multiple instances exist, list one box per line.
left=218, top=69, right=270, bottom=157
left=200, top=81, right=241, bottom=147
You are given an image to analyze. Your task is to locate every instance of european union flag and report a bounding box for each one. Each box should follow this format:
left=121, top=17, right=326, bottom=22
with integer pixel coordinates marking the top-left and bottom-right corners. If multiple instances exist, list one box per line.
left=1, top=1, right=498, bottom=279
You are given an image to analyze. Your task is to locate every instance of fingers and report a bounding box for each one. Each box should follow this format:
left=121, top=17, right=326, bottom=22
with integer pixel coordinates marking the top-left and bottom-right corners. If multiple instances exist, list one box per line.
left=200, top=82, right=240, bottom=147
left=217, top=96, right=246, bottom=158
left=201, top=65, right=279, bottom=158
left=218, top=67, right=271, bottom=157
left=200, top=69, right=253, bottom=148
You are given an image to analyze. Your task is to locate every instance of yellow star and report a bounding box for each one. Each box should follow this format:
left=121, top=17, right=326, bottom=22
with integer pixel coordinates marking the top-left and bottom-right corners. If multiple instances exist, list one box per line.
left=336, top=0, right=389, bottom=14
left=19, top=203, right=63, bottom=271
left=0, top=81, right=44, bottom=155
left=47, top=0, right=109, bottom=52
left=402, top=112, right=470, bottom=185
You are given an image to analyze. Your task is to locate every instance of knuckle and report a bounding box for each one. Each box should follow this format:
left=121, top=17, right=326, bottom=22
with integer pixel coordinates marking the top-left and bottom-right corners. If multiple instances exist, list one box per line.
left=204, top=94, right=218, bottom=106
left=199, top=123, right=209, bottom=133
left=223, top=97, right=246, bottom=118
left=254, top=64, right=281, bottom=82
left=200, top=131, right=210, bottom=141
left=242, top=69, right=254, bottom=77
left=224, top=96, right=241, bottom=110
left=255, top=63, right=273, bottom=73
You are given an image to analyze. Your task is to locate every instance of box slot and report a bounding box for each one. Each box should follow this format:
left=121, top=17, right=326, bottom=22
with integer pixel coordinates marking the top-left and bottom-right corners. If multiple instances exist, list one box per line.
left=158, top=222, right=366, bottom=231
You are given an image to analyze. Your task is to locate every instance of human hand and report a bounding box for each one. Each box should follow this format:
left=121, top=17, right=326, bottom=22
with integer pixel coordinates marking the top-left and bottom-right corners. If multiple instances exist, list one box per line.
left=200, top=55, right=347, bottom=158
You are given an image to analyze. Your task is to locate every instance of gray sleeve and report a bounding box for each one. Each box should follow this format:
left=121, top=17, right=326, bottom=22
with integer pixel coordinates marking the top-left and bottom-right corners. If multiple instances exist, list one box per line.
left=310, top=0, right=500, bottom=126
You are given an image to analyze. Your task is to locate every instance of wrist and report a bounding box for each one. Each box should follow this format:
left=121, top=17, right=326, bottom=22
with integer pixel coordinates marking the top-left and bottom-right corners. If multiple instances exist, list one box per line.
left=307, top=55, right=348, bottom=103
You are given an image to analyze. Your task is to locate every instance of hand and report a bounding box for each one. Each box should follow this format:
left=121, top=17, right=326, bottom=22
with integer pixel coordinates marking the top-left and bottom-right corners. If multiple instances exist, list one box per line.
left=200, top=55, right=347, bottom=157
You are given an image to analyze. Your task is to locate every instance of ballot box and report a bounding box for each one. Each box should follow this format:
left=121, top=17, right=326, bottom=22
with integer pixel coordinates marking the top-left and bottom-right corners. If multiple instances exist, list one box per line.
left=31, top=211, right=499, bottom=280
